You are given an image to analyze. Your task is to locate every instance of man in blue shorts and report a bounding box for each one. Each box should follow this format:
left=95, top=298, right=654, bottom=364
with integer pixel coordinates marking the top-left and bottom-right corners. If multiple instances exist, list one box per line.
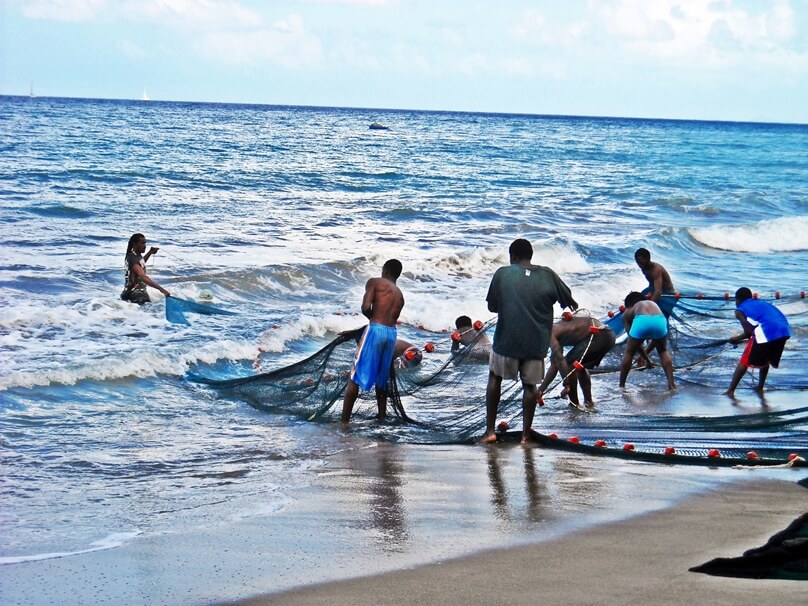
left=619, top=291, right=676, bottom=390
left=341, top=259, right=405, bottom=424
left=483, top=239, right=578, bottom=443
left=635, top=247, right=676, bottom=317
left=725, top=287, right=790, bottom=397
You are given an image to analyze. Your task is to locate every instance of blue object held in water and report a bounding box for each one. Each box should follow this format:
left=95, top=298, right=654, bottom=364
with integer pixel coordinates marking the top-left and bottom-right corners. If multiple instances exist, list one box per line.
left=165, top=296, right=236, bottom=325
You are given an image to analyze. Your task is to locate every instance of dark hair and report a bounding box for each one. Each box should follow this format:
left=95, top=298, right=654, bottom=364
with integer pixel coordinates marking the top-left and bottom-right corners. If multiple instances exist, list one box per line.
left=624, top=291, right=645, bottom=308
left=509, top=239, right=533, bottom=261
left=634, top=248, right=650, bottom=260
left=455, top=315, right=472, bottom=329
left=126, top=233, right=145, bottom=257
left=735, top=287, right=753, bottom=303
left=382, top=259, right=402, bottom=280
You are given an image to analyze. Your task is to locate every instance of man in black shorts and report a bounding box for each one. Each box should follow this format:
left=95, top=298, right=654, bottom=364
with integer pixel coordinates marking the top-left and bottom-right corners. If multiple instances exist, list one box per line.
left=537, top=314, right=615, bottom=409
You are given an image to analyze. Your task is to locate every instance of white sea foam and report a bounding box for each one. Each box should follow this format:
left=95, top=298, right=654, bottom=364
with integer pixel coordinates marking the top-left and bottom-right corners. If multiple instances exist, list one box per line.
left=0, top=531, right=140, bottom=565
left=689, top=216, right=808, bottom=253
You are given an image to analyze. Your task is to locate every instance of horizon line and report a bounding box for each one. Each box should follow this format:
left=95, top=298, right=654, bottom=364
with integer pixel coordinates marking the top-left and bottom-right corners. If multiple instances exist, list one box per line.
left=3, top=93, right=806, bottom=128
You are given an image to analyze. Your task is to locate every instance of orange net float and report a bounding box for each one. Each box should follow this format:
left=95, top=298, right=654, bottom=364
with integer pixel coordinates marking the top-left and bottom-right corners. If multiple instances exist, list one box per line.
left=473, top=320, right=484, bottom=330
left=696, top=293, right=704, bottom=299
left=708, top=448, right=721, bottom=458
left=588, top=325, right=602, bottom=334
left=594, top=439, right=607, bottom=448
left=561, top=311, right=573, bottom=321
left=788, top=453, right=799, bottom=461
left=622, top=443, right=635, bottom=451
left=752, top=292, right=759, bottom=299
left=451, top=331, right=461, bottom=342
left=424, top=342, right=435, bottom=353
left=568, top=436, right=580, bottom=444
left=618, top=305, right=626, bottom=313
left=404, top=348, right=418, bottom=361
left=746, top=451, right=759, bottom=460
left=675, top=292, right=682, bottom=299
left=607, top=310, right=615, bottom=318
left=573, top=360, right=585, bottom=371
left=664, top=446, right=676, bottom=455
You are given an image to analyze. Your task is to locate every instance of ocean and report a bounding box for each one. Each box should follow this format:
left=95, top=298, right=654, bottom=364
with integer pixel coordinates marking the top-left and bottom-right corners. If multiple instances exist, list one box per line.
left=1, top=96, right=807, bottom=603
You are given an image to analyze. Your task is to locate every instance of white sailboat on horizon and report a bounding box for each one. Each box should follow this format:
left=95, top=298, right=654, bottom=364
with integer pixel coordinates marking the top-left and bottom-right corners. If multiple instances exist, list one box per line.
left=29, top=81, right=36, bottom=98
left=142, top=88, right=150, bottom=102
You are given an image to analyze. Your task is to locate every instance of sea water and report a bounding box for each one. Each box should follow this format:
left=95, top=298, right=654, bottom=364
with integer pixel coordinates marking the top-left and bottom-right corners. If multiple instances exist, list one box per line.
left=1, top=97, right=807, bottom=571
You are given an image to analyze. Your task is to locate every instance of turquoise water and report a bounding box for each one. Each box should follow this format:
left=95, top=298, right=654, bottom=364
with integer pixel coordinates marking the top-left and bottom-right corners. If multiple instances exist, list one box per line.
left=1, top=96, right=807, bottom=572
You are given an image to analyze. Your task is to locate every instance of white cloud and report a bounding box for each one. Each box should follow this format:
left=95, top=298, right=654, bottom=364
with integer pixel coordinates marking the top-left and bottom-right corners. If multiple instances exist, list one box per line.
left=198, top=14, right=323, bottom=69
left=16, top=0, right=106, bottom=22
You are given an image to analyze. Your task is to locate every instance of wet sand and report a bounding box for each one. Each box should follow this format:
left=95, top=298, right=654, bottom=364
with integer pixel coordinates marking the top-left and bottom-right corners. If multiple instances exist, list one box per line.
left=231, top=477, right=808, bottom=606
left=2, top=441, right=805, bottom=606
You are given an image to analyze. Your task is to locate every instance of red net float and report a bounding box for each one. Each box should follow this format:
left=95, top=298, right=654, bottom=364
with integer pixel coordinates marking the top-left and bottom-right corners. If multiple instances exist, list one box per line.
left=708, top=448, right=721, bottom=458
left=562, top=311, right=573, bottom=321
left=573, top=361, right=585, bottom=370
left=473, top=320, right=484, bottom=330
left=746, top=451, right=759, bottom=460
left=568, top=436, right=580, bottom=444
left=622, top=443, right=635, bottom=451
left=608, top=310, right=615, bottom=318
left=664, top=447, right=676, bottom=455
left=775, top=291, right=781, bottom=299
left=424, top=342, right=435, bottom=353
left=619, top=305, right=626, bottom=313
left=588, top=325, right=602, bottom=334
left=723, top=292, right=730, bottom=300
left=497, top=420, right=509, bottom=432
left=451, top=331, right=461, bottom=342
left=594, top=439, right=607, bottom=448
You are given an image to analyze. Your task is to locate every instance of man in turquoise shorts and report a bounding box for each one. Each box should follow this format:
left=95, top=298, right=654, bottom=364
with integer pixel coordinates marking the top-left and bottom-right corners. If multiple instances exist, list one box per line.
left=619, top=291, right=676, bottom=390
left=341, top=259, right=405, bottom=424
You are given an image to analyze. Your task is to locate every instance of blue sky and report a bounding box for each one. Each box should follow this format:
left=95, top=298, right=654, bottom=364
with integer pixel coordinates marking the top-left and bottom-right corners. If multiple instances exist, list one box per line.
left=2, top=0, right=807, bottom=122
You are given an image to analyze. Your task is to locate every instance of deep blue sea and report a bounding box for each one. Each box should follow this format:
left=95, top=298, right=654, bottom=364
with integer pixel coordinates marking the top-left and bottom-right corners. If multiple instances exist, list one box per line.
left=1, top=96, right=807, bottom=584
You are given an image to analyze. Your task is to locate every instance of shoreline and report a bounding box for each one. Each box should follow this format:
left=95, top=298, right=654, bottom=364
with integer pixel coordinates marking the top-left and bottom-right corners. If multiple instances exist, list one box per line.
left=2, top=442, right=806, bottom=606
left=229, top=477, right=808, bottom=606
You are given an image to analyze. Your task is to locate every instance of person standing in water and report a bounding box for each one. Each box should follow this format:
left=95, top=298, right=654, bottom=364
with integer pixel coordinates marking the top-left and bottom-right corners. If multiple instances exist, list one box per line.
left=341, top=259, right=405, bottom=424
left=121, top=233, right=170, bottom=304
left=619, top=291, right=676, bottom=390
left=725, top=287, right=790, bottom=397
left=483, top=239, right=578, bottom=444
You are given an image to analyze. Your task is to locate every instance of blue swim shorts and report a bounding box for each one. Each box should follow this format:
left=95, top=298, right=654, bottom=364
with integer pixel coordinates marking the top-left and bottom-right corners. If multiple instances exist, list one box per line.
left=629, top=314, right=668, bottom=340
left=350, top=323, right=398, bottom=391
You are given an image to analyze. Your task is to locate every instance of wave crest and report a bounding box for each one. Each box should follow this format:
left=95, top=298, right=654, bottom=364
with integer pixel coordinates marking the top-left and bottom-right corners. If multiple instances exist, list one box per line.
left=689, top=216, right=808, bottom=253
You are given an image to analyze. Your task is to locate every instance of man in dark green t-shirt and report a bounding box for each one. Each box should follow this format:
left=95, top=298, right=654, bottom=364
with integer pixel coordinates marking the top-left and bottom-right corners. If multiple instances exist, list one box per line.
left=483, top=239, right=577, bottom=444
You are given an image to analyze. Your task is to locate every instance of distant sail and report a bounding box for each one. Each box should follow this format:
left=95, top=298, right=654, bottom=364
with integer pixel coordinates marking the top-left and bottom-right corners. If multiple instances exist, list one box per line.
left=29, top=81, right=35, bottom=98
left=142, top=89, right=150, bottom=102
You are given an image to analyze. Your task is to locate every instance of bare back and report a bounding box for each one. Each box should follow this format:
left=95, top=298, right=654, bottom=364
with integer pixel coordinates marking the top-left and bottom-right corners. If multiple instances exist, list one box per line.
left=361, top=277, right=404, bottom=326
left=642, top=262, right=674, bottom=293
left=553, top=316, right=603, bottom=346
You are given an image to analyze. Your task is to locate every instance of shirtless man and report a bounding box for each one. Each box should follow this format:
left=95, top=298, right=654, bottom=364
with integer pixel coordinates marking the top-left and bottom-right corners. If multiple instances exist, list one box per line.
left=341, top=259, right=405, bottom=423
left=451, top=315, right=491, bottom=359
left=537, top=315, right=615, bottom=408
left=393, top=339, right=422, bottom=369
left=619, top=291, right=675, bottom=390
left=634, top=248, right=676, bottom=317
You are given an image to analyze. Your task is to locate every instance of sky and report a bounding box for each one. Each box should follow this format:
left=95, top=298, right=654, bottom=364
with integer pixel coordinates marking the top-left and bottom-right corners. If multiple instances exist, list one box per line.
left=2, top=0, right=807, bottom=123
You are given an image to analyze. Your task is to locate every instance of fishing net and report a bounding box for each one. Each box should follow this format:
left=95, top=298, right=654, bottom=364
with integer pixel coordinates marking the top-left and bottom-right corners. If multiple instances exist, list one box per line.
left=192, top=295, right=807, bottom=463
left=165, top=296, right=236, bottom=325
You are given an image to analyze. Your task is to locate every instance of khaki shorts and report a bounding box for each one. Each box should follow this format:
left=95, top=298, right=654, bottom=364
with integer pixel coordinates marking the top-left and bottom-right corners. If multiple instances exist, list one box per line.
left=489, top=351, right=545, bottom=385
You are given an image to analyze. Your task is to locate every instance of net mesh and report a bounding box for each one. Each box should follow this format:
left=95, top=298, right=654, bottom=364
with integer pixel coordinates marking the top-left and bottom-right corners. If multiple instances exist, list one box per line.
left=192, top=297, right=808, bottom=463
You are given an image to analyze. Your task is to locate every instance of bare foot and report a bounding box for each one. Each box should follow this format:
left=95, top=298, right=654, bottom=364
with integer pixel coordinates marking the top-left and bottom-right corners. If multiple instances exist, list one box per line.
left=559, top=386, right=570, bottom=399
left=480, top=431, right=498, bottom=444
left=520, top=432, right=536, bottom=444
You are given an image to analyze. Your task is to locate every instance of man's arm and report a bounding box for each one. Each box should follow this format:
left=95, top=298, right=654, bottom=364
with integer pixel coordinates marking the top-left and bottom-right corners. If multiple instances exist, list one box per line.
left=486, top=273, right=499, bottom=313
left=143, top=246, right=159, bottom=263
left=360, top=279, right=376, bottom=319
left=132, top=263, right=169, bottom=297
left=552, top=271, right=578, bottom=310
left=728, top=310, right=752, bottom=344
left=649, top=266, right=664, bottom=301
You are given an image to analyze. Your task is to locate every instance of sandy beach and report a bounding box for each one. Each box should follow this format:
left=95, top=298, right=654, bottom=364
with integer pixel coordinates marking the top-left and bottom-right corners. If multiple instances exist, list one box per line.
left=232, top=476, right=807, bottom=606
left=4, top=439, right=805, bottom=606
